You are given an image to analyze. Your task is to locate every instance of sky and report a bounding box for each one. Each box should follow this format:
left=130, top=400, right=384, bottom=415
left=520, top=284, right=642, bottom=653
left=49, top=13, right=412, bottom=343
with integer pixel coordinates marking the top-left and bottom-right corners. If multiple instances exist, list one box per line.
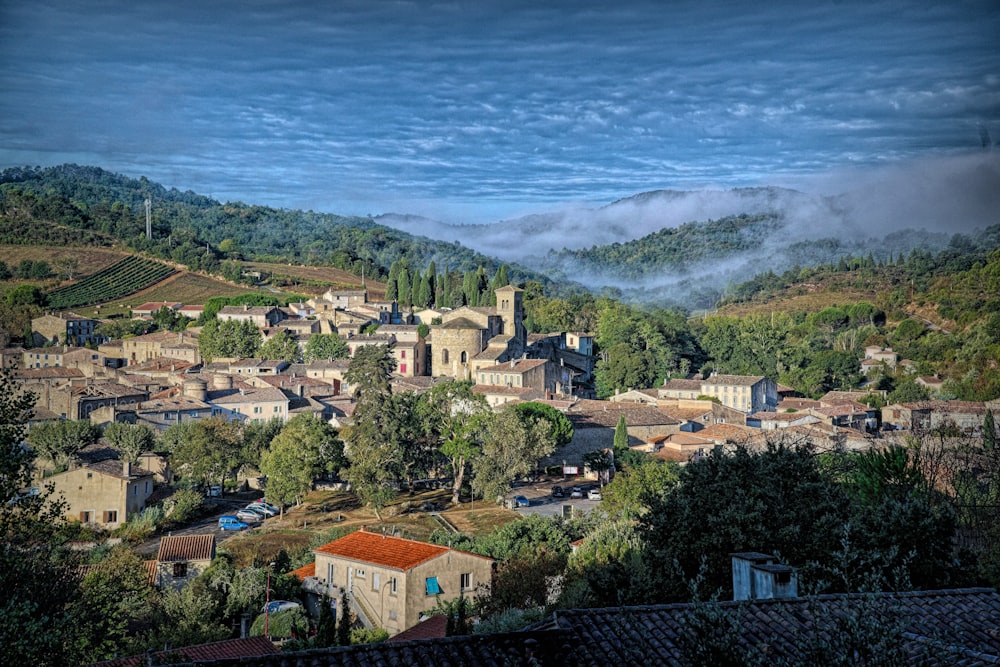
left=1, top=0, right=998, bottom=224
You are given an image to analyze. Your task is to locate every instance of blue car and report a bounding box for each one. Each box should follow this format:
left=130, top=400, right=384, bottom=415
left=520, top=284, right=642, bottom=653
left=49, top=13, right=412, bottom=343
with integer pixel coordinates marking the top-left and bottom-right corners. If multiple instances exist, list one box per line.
left=218, top=515, right=249, bottom=531
left=513, top=495, right=530, bottom=507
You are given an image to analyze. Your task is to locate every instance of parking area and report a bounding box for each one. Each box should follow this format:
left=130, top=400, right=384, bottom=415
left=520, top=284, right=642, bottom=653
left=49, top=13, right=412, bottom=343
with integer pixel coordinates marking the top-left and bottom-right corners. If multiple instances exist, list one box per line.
left=507, top=479, right=604, bottom=518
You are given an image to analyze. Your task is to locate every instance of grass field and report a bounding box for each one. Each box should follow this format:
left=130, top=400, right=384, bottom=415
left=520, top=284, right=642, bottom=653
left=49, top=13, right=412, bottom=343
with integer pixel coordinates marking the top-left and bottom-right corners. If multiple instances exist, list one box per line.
left=0, top=244, right=129, bottom=276
left=220, top=488, right=517, bottom=567
left=244, top=261, right=385, bottom=300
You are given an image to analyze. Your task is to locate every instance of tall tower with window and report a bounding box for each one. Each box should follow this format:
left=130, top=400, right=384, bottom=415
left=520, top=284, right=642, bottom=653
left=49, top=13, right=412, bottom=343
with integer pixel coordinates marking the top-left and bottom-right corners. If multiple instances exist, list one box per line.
left=495, top=285, right=525, bottom=347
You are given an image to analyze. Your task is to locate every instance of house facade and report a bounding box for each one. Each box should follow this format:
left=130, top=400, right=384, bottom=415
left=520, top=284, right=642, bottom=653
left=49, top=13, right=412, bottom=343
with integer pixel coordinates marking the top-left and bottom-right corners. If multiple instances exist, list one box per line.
left=156, top=534, right=216, bottom=589
left=309, top=528, right=494, bottom=637
left=31, top=312, right=102, bottom=346
left=46, top=459, right=154, bottom=528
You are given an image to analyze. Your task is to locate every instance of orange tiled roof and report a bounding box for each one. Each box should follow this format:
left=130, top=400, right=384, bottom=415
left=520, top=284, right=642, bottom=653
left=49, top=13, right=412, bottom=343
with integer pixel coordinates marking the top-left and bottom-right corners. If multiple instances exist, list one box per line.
left=291, top=562, right=316, bottom=581
left=315, top=529, right=488, bottom=571
left=157, top=534, right=216, bottom=563
left=387, top=614, right=448, bottom=642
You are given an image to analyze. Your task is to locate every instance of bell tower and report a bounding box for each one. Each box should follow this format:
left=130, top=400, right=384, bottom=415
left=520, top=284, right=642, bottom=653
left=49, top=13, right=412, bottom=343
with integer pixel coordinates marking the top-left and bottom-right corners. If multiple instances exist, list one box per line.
left=495, top=285, right=525, bottom=347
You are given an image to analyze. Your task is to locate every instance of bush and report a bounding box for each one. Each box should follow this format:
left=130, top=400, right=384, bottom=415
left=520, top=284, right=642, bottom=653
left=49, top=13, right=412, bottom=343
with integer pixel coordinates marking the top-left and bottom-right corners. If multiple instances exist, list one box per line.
left=249, top=606, right=310, bottom=639
left=350, top=627, right=389, bottom=645
left=161, top=489, right=204, bottom=526
left=114, top=506, right=163, bottom=542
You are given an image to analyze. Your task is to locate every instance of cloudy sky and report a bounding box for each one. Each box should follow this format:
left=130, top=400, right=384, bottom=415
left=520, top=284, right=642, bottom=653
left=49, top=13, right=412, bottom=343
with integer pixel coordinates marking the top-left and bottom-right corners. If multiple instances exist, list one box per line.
left=1, top=0, right=997, bottom=223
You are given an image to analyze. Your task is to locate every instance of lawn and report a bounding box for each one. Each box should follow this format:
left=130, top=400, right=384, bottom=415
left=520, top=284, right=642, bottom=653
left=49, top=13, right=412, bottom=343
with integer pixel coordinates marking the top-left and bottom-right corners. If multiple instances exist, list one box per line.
left=220, top=488, right=518, bottom=567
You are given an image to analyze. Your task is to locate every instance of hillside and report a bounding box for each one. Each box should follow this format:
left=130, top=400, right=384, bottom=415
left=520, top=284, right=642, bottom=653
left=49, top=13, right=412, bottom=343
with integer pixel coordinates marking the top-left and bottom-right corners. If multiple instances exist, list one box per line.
left=0, top=164, right=563, bottom=295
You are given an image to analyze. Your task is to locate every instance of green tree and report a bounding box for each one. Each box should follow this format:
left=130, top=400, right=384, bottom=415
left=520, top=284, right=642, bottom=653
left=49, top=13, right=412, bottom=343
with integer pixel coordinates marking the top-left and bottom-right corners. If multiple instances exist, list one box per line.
left=613, top=414, right=629, bottom=452
left=170, top=418, right=243, bottom=491
left=472, top=406, right=556, bottom=504
left=583, top=449, right=614, bottom=486
left=103, top=422, right=156, bottom=464
left=27, top=419, right=99, bottom=470
left=0, top=367, right=88, bottom=667
left=74, top=547, right=155, bottom=662
left=642, top=442, right=850, bottom=602
left=259, top=330, right=302, bottom=363
left=601, top=455, right=678, bottom=519
left=420, top=380, right=490, bottom=504
left=260, top=415, right=345, bottom=509
left=343, top=345, right=402, bottom=519
left=198, top=318, right=261, bottom=363
left=512, top=401, right=574, bottom=447
left=241, top=418, right=283, bottom=470
left=304, top=333, right=349, bottom=362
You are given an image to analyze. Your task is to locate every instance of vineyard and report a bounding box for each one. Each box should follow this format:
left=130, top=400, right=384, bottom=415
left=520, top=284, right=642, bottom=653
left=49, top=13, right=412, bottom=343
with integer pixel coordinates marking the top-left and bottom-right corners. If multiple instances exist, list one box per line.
left=46, top=256, right=177, bottom=310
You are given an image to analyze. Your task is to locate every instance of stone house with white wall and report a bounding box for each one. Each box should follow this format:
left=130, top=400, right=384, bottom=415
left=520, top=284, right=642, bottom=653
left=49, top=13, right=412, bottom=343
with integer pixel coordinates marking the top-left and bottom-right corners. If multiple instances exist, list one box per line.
left=307, top=528, right=494, bottom=637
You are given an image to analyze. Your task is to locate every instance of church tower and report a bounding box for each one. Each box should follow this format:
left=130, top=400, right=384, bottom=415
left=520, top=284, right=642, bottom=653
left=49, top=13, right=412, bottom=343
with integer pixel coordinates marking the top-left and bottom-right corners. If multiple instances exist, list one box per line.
left=495, top=285, right=525, bottom=347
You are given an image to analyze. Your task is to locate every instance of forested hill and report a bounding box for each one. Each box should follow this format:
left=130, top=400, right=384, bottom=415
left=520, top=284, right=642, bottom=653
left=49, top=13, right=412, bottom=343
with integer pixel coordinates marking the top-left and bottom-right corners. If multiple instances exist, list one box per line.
left=0, top=164, right=563, bottom=292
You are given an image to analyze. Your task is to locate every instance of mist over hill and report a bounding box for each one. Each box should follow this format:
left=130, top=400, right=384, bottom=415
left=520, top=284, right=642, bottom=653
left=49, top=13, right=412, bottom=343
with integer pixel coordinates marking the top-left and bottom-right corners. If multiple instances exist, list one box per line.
left=376, top=152, right=1000, bottom=307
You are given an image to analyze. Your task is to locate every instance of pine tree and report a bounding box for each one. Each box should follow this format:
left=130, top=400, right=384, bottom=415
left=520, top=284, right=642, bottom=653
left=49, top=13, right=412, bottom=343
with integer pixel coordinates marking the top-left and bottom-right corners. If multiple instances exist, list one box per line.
left=613, top=414, right=628, bottom=452
left=337, top=590, right=351, bottom=646
left=385, top=260, right=400, bottom=302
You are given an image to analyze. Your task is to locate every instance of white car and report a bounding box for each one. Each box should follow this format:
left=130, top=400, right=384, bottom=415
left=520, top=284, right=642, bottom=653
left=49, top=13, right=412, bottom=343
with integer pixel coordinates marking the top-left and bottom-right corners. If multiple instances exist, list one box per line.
left=570, top=486, right=584, bottom=498
left=246, top=502, right=278, bottom=517
left=587, top=488, right=603, bottom=501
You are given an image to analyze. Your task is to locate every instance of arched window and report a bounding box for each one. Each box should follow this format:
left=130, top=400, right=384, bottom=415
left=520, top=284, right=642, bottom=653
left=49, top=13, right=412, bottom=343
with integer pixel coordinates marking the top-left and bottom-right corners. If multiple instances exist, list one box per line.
left=461, top=351, right=468, bottom=363
left=442, top=349, right=449, bottom=364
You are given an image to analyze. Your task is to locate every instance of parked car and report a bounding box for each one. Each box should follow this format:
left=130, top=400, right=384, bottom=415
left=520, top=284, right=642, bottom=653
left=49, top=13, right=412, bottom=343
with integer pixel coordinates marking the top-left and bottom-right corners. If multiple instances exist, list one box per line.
left=246, top=502, right=278, bottom=517
left=218, top=515, right=249, bottom=531
left=206, top=485, right=222, bottom=497
left=236, top=508, right=264, bottom=523
left=570, top=486, right=584, bottom=498
left=513, top=495, right=530, bottom=507
left=587, top=488, right=603, bottom=501
left=255, top=500, right=281, bottom=514
left=263, top=600, right=301, bottom=614
left=551, top=485, right=565, bottom=498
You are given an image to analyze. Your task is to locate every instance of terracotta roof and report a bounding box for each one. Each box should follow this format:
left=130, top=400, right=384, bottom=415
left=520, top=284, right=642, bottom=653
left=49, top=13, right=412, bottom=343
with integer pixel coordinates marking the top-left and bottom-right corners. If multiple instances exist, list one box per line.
left=659, top=378, right=703, bottom=392
left=14, top=367, right=85, bottom=379
left=660, top=405, right=712, bottom=421
left=436, top=316, right=486, bottom=330
left=157, top=534, right=216, bottom=563
left=696, top=423, right=755, bottom=442
left=142, top=589, right=1000, bottom=666
left=566, top=400, right=679, bottom=428
left=386, top=614, right=448, bottom=642
left=290, top=562, right=315, bottom=581
left=479, top=358, right=549, bottom=373
left=315, top=529, right=490, bottom=571
left=84, top=459, right=153, bottom=480
left=88, top=636, right=277, bottom=667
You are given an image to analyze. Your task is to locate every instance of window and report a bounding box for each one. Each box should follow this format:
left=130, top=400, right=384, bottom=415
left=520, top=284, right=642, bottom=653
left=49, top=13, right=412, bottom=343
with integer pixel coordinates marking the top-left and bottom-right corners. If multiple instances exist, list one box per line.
left=254, top=406, right=261, bottom=414
left=80, top=510, right=93, bottom=523
left=372, top=572, right=380, bottom=590
left=273, top=406, right=280, bottom=412
left=460, top=572, right=471, bottom=591
left=172, top=562, right=188, bottom=578
left=390, top=577, right=397, bottom=595
left=388, top=610, right=397, bottom=621
left=425, top=576, right=441, bottom=595
left=400, top=350, right=406, bottom=359
left=103, top=510, right=118, bottom=523
left=442, top=349, right=449, bottom=363
left=400, top=363, right=407, bottom=374
left=356, top=568, right=366, bottom=578
left=327, top=563, right=335, bottom=585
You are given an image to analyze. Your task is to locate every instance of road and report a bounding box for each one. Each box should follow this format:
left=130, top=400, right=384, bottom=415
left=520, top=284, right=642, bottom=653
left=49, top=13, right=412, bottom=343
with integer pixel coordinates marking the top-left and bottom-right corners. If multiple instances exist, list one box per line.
left=135, top=490, right=271, bottom=557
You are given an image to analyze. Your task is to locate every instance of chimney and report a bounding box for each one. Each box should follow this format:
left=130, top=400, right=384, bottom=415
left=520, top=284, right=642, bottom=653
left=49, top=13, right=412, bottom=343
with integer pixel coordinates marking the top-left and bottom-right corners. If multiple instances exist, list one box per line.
left=732, top=552, right=797, bottom=601
left=123, top=460, right=133, bottom=477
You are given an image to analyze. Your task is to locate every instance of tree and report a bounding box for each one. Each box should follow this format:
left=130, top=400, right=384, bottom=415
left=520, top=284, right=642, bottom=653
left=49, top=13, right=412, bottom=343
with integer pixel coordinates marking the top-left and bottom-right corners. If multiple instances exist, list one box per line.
left=260, top=415, right=345, bottom=509
left=343, top=345, right=402, bottom=519
left=0, top=367, right=88, bottom=667
left=642, top=442, right=851, bottom=602
left=103, top=422, right=155, bottom=464
left=27, top=419, right=99, bottom=470
left=241, top=418, right=283, bottom=470
left=198, top=318, right=261, bottom=363
left=583, top=449, right=613, bottom=486
left=472, top=406, right=556, bottom=504
left=170, top=418, right=243, bottom=491
left=259, top=330, right=302, bottom=363
left=512, top=402, right=574, bottom=447
left=613, top=414, right=629, bottom=452
left=304, top=333, right=349, bottom=362
left=73, top=547, right=155, bottom=662
left=601, top=455, right=678, bottom=519
left=419, top=381, right=490, bottom=504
